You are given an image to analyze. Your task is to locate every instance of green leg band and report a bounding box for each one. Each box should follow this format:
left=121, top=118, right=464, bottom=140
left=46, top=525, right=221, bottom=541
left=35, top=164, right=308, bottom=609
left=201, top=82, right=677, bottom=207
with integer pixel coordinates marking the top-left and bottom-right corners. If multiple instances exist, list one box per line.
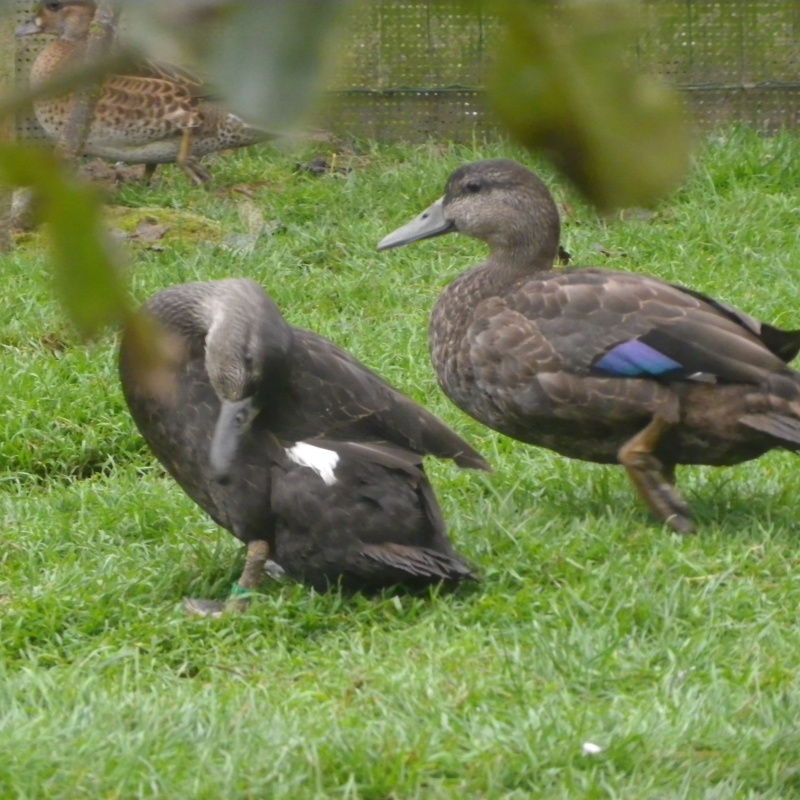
left=229, top=582, right=255, bottom=600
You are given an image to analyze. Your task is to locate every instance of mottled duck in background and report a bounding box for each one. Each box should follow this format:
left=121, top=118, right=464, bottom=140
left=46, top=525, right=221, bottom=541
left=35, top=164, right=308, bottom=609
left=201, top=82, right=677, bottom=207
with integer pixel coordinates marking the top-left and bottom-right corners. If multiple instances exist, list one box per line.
left=16, top=0, right=272, bottom=184
left=119, top=279, right=486, bottom=615
left=378, top=159, right=800, bottom=533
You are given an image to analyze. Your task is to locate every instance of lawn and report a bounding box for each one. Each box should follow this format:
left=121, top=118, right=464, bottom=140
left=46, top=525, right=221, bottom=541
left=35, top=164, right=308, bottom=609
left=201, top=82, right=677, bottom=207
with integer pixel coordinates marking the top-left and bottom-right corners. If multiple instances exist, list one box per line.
left=2, top=127, right=800, bottom=798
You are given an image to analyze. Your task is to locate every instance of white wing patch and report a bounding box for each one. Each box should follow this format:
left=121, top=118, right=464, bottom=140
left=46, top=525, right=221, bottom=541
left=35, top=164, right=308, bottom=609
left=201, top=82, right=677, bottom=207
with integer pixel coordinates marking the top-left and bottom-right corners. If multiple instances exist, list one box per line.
left=286, top=442, right=339, bottom=486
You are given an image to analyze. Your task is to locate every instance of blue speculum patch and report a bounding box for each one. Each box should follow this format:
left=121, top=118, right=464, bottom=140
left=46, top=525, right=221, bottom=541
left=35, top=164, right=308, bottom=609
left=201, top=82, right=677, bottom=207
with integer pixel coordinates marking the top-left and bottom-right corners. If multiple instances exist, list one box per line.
left=594, top=339, right=683, bottom=377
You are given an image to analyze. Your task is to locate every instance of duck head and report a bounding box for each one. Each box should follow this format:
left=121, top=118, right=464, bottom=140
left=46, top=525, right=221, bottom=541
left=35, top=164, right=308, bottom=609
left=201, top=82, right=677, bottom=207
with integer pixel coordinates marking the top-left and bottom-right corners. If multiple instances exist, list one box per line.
left=206, top=281, right=293, bottom=483
left=16, top=1, right=96, bottom=41
left=378, top=159, right=562, bottom=269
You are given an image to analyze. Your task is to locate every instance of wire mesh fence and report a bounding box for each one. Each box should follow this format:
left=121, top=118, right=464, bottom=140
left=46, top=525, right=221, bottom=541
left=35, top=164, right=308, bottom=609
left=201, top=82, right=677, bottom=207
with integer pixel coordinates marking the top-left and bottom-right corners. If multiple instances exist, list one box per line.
left=10, top=0, right=800, bottom=143
left=637, top=0, right=800, bottom=133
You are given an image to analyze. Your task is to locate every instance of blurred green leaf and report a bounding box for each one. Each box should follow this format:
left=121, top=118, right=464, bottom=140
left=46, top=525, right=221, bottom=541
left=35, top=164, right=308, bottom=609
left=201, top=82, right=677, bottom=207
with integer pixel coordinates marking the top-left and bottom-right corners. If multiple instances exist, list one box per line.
left=488, top=0, right=691, bottom=211
left=0, top=144, right=129, bottom=335
left=121, top=0, right=354, bottom=131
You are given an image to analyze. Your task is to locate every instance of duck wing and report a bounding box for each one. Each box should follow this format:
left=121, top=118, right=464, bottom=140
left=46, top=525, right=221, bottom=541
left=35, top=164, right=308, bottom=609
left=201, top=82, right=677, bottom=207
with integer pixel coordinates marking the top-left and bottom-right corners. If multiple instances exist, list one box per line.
left=471, top=269, right=790, bottom=388
left=137, top=59, right=214, bottom=99
left=270, top=439, right=478, bottom=589
left=306, top=439, right=453, bottom=547
left=310, top=439, right=426, bottom=471
left=665, top=281, right=800, bottom=363
left=94, top=74, right=201, bottom=140
left=281, top=329, right=490, bottom=471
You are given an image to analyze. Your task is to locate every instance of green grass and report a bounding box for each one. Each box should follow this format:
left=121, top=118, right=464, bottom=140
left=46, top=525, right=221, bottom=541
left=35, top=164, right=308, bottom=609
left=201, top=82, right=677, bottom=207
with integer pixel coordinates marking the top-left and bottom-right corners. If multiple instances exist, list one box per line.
left=3, top=127, right=800, bottom=798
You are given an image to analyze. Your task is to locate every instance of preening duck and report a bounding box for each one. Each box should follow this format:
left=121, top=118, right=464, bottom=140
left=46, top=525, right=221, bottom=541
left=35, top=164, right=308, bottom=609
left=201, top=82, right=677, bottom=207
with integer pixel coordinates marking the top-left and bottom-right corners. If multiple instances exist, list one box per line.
left=378, top=158, right=800, bottom=533
left=119, top=279, right=485, bottom=614
left=16, top=0, right=271, bottom=184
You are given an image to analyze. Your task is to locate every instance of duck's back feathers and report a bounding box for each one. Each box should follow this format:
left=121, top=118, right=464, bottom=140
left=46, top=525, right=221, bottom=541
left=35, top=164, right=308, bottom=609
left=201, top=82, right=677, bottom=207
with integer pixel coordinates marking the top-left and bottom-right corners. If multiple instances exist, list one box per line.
left=470, top=268, right=788, bottom=382
left=272, top=328, right=490, bottom=471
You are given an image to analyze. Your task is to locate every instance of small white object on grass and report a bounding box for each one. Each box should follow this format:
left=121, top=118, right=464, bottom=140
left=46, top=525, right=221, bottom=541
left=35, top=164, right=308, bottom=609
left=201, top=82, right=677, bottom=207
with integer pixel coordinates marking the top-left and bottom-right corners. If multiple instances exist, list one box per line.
left=582, top=741, right=604, bottom=756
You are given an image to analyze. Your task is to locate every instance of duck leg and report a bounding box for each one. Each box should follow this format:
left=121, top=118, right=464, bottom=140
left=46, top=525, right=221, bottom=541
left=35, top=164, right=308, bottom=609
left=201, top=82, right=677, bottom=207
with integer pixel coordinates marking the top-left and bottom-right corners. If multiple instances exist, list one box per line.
left=142, top=163, right=158, bottom=183
left=184, top=539, right=270, bottom=617
left=618, top=411, right=694, bottom=534
left=176, top=128, right=211, bottom=185
left=231, top=539, right=270, bottom=609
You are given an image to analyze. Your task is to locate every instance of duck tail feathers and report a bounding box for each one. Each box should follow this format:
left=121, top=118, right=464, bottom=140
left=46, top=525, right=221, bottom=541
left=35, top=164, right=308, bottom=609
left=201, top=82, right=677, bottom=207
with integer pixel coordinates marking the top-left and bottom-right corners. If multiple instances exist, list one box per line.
left=236, top=121, right=278, bottom=146
left=362, top=543, right=480, bottom=584
left=419, top=425, right=491, bottom=471
left=741, top=413, right=800, bottom=451
left=452, top=448, right=492, bottom=471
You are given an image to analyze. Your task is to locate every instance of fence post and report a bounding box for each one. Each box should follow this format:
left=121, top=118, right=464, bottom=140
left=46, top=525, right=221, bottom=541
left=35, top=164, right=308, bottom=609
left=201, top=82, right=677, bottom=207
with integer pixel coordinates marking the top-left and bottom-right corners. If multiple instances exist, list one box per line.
left=0, top=11, right=15, bottom=250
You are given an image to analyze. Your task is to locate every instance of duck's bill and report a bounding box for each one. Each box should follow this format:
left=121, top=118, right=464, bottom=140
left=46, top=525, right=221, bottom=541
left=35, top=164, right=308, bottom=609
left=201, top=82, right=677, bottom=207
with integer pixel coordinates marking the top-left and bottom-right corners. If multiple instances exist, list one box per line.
left=377, top=196, right=453, bottom=251
left=15, top=19, right=42, bottom=37
left=209, top=397, right=258, bottom=483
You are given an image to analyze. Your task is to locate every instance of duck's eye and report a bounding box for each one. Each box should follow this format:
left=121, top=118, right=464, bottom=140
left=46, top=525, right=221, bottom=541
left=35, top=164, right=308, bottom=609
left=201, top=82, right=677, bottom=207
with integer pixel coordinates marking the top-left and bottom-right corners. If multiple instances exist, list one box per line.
left=45, top=2, right=62, bottom=10
left=465, top=180, right=482, bottom=193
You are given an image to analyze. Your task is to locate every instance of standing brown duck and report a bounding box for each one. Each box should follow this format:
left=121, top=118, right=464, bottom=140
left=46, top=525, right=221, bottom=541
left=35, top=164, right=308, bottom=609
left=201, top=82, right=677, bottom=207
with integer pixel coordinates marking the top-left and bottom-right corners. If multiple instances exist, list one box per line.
left=378, top=159, right=800, bottom=533
left=119, top=279, right=486, bottom=614
left=16, top=0, right=271, bottom=184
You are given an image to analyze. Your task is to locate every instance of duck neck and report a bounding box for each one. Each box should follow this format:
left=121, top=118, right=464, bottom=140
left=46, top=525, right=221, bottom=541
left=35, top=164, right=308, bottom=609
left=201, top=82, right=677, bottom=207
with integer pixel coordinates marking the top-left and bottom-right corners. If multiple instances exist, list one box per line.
left=480, top=200, right=561, bottom=285
left=464, top=227, right=560, bottom=295
left=58, top=8, right=93, bottom=44
left=484, top=243, right=557, bottom=284
left=31, top=39, right=82, bottom=86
